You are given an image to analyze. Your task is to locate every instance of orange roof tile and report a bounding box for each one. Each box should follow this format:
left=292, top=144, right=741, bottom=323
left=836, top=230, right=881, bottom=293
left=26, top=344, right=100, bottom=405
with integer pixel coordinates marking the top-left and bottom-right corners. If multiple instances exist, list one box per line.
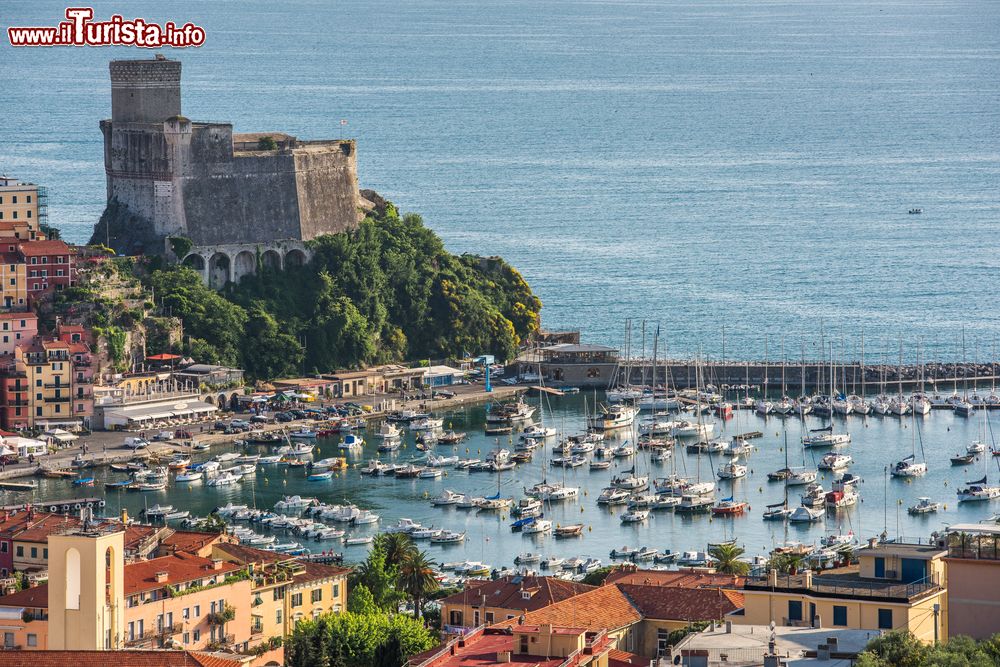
left=615, top=584, right=744, bottom=622
left=0, top=313, right=36, bottom=321
left=607, top=649, right=646, bottom=667
left=605, top=566, right=745, bottom=589
left=124, top=552, right=241, bottom=596
left=440, top=575, right=595, bottom=613
left=0, top=583, right=49, bottom=609
left=503, top=584, right=641, bottom=633
left=159, top=530, right=232, bottom=556
left=17, top=240, right=71, bottom=256
left=0, top=650, right=237, bottom=666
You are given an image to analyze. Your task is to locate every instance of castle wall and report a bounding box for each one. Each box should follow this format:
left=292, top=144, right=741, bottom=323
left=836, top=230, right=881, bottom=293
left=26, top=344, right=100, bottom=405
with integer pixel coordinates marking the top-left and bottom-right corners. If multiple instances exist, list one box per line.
left=294, top=141, right=363, bottom=239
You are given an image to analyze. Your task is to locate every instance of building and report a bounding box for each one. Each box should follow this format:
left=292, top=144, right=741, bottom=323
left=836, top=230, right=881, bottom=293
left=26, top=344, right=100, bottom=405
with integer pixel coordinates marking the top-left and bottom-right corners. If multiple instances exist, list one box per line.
left=942, top=523, right=1000, bottom=640
left=96, top=56, right=365, bottom=289
left=0, top=313, right=38, bottom=356
left=172, top=364, right=246, bottom=391
left=519, top=344, right=620, bottom=388
left=669, top=623, right=876, bottom=667
left=212, top=542, right=349, bottom=640
left=0, top=650, right=250, bottom=667
left=17, top=339, right=77, bottom=430
left=0, top=176, right=44, bottom=231
left=409, top=624, right=628, bottom=667
left=439, top=576, right=596, bottom=633
left=739, top=538, right=948, bottom=643
left=19, top=240, right=73, bottom=300
left=91, top=384, right=217, bottom=431
left=0, top=253, right=28, bottom=310
left=423, top=365, right=466, bottom=387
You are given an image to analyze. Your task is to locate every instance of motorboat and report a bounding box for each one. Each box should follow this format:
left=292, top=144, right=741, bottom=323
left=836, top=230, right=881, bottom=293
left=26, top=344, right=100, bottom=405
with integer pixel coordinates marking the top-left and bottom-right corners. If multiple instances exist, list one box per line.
left=677, top=551, right=712, bottom=567
left=274, top=495, right=317, bottom=512
left=540, top=556, right=565, bottom=569
left=586, top=403, right=639, bottom=431
left=521, top=423, right=557, bottom=439
left=723, top=439, right=752, bottom=457
left=214, top=452, right=241, bottom=463
left=620, top=509, right=650, bottom=523
left=802, top=427, right=850, bottom=448
left=431, top=530, right=465, bottom=544
left=207, top=472, right=241, bottom=487
left=672, top=420, right=715, bottom=439
left=762, top=502, right=793, bottom=521
left=376, top=422, right=402, bottom=440
left=432, top=489, right=464, bottom=506
left=610, top=546, right=637, bottom=559
left=711, top=497, right=748, bottom=516
left=627, top=494, right=657, bottom=509
left=818, top=453, right=853, bottom=471
left=717, top=459, right=748, bottom=480
left=908, top=497, right=940, bottom=514
left=513, top=497, right=543, bottom=516
left=144, top=504, right=174, bottom=518
left=307, top=471, right=333, bottom=481
left=674, top=494, right=714, bottom=514
left=554, top=524, right=584, bottom=538
left=952, top=453, right=976, bottom=466
left=522, top=519, right=552, bottom=535
left=652, top=494, right=682, bottom=510
left=597, top=487, right=630, bottom=505
left=411, top=417, right=444, bottom=431
left=799, top=482, right=826, bottom=507
left=410, top=527, right=442, bottom=540
left=650, top=448, right=672, bottom=463
left=339, top=434, right=364, bottom=450
left=353, top=510, right=380, bottom=525
left=968, top=441, right=987, bottom=455
left=418, top=468, right=443, bottom=479
left=175, top=471, right=203, bottom=483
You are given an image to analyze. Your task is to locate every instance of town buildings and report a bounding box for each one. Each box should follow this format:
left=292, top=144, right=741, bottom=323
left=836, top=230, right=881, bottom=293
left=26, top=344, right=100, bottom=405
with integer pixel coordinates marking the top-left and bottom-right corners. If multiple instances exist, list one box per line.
left=0, top=176, right=45, bottom=230
left=941, top=523, right=1000, bottom=640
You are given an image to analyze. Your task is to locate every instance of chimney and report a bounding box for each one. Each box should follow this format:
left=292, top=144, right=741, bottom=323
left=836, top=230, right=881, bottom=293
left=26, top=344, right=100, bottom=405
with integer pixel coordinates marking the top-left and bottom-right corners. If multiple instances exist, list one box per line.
left=868, top=537, right=878, bottom=549
left=154, top=571, right=169, bottom=583
left=496, top=651, right=511, bottom=663
left=817, top=643, right=831, bottom=660
left=768, top=568, right=778, bottom=587
left=211, top=559, right=224, bottom=570
left=121, top=508, right=129, bottom=524
left=803, top=570, right=813, bottom=589
left=725, top=620, right=733, bottom=634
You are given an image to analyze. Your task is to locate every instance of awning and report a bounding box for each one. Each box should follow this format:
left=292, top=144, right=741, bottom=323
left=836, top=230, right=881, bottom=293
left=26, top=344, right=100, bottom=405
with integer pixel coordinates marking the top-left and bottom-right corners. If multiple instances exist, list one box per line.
left=45, top=429, right=79, bottom=443
left=103, top=400, right=219, bottom=424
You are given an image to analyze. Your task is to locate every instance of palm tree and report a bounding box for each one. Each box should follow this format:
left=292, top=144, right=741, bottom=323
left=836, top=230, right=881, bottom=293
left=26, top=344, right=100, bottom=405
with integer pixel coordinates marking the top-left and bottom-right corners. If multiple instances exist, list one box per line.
left=379, top=531, right=417, bottom=569
left=708, top=542, right=751, bottom=576
left=398, top=549, right=439, bottom=620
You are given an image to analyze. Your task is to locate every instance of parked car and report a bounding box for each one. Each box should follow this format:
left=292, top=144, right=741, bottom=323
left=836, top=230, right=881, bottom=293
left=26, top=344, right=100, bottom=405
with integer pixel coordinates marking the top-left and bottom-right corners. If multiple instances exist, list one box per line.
left=275, top=412, right=294, bottom=423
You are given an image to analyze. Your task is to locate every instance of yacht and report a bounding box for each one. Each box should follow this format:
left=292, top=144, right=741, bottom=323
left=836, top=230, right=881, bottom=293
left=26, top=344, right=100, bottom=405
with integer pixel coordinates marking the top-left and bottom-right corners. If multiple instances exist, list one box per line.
left=723, top=439, right=752, bottom=457
left=431, top=530, right=465, bottom=544
left=620, top=509, right=650, bottom=523
left=802, top=427, right=850, bottom=448
left=957, top=476, right=1000, bottom=503
left=891, top=455, right=927, bottom=478
left=818, top=453, right=853, bottom=471
left=762, top=502, right=793, bottom=521
left=799, top=482, right=826, bottom=507
left=597, top=487, right=630, bottom=505
left=521, top=423, right=557, bottom=439
left=773, top=397, right=796, bottom=416
left=432, top=490, right=463, bottom=506
left=376, top=422, right=402, bottom=440
left=717, top=459, right=748, bottom=480
left=889, top=396, right=910, bottom=416
left=674, top=494, right=714, bottom=514
left=587, top=403, right=639, bottom=431
left=411, top=417, right=444, bottom=431
left=522, top=519, right=552, bottom=535
left=610, top=470, right=649, bottom=491
left=788, top=505, right=824, bottom=523
left=672, top=420, right=715, bottom=439
left=755, top=399, right=773, bottom=416
left=910, top=394, right=933, bottom=415
left=785, top=467, right=818, bottom=486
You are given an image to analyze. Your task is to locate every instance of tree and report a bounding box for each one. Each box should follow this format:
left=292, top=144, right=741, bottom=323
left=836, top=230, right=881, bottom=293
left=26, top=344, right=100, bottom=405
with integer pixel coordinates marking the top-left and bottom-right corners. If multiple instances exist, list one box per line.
left=373, top=631, right=406, bottom=667
left=581, top=566, right=614, bottom=585
left=348, top=584, right=378, bottom=616
left=353, top=547, right=403, bottom=612
left=242, top=301, right=305, bottom=380
left=398, top=549, right=439, bottom=620
left=285, top=611, right=435, bottom=667
left=377, top=532, right=417, bottom=569
left=709, top=542, right=751, bottom=576
left=861, top=631, right=928, bottom=667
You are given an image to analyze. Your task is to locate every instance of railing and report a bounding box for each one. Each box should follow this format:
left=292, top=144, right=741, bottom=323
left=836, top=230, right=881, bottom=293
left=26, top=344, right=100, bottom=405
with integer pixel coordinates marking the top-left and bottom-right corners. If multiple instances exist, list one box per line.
left=948, top=532, right=1000, bottom=561
left=44, top=396, right=70, bottom=403
left=747, top=573, right=941, bottom=600
left=124, top=623, right=183, bottom=646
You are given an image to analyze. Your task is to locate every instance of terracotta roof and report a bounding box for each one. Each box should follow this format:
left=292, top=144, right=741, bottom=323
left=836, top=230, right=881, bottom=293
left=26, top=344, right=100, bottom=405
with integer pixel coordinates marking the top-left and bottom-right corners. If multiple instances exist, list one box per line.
left=411, top=629, right=564, bottom=667
left=189, top=653, right=247, bottom=667
left=291, top=560, right=351, bottom=585
left=0, top=583, right=49, bottom=609
left=12, top=513, right=81, bottom=544
left=17, top=240, right=71, bottom=256
left=605, top=566, right=745, bottom=589
left=607, top=649, right=647, bottom=667
left=615, top=584, right=744, bottom=622
left=440, top=575, right=595, bottom=613
left=214, top=542, right=292, bottom=566
left=0, top=651, right=242, bottom=666
left=159, top=529, right=232, bottom=556
left=124, top=552, right=241, bottom=596
left=0, top=313, right=34, bottom=321
left=503, top=584, right=641, bottom=633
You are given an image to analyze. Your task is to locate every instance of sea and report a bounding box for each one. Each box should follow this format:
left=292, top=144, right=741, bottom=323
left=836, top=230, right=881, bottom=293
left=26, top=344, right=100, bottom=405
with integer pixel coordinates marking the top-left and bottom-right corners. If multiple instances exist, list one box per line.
left=7, top=397, right=1000, bottom=570
left=2, top=0, right=999, bottom=360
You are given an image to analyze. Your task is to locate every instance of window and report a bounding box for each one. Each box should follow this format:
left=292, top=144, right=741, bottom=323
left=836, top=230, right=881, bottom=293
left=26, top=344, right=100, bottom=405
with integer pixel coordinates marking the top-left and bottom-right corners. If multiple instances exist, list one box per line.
left=874, top=557, right=886, bottom=578
left=127, top=622, right=134, bottom=641
left=833, top=605, right=847, bottom=626
left=182, top=633, right=189, bottom=645
left=332, top=583, right=339, bottom=599
left=26, top=196, right=31, bottom=203
left=210, top=601, right=216, bottom=614
left=311, top=588, right=322, bottom=603
left=485, top=611, right=495, bottom=623
left=519, top=636, right=529, bottom=654
left=11, top=196, right=16, bottom=204
left=183, top=608, right=189, bottom=619
left=276, top=609, right=282, bottom=625
left=878, top=608, right=893, bottom=630
left=15, top=546, right=23, bottom=557
left=273, top=587, right=285, bottom=601
left=0, top=543, right=6, bottom=553
left=193, top=629, right=200, bottom=642
left=657, top=628, right=671, bottom=656
left=26, top=634, right=37, bottom=647
left=5, top=632, right=14, bottom=648
left=291, top=592, right=303, bottom=607
left=43, top=548, right=47, bottom=559
left=194, top=604, right=200, bottom=617
left=788, top=600, right=803, bottom=622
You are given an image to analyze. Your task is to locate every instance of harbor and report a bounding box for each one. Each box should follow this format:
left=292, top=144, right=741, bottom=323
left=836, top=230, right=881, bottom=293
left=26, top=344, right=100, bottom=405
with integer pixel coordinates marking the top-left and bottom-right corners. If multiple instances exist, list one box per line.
left=4, top=385, right=999, bottom=579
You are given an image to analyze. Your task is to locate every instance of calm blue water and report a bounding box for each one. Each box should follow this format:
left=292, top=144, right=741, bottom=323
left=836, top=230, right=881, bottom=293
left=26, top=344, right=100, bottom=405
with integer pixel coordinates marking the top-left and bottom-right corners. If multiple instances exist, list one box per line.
left=2, top=1, right=1000, bottom=359
left=5, top=396, right=1000, bottom=567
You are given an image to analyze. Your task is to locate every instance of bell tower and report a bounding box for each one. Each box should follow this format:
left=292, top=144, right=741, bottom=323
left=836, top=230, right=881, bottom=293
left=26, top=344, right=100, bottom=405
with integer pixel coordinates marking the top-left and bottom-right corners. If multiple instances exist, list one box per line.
left=47, top=514, right=125, bottom=650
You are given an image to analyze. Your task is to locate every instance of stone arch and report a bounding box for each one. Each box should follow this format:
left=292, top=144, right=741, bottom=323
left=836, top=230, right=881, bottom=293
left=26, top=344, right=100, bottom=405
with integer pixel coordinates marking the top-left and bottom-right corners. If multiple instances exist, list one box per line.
left=208, top=252, right=230, bottom=289
left=182, top=253, right=206, bottom=271
left=66, top=547, right=81, bottom=610
left=218, top=394, right=228, bottom=408
left=204, top=395, right=215, bottom=405
left=261, top=249, right=281, bottom=272
left=229, top=393, right=241, bottom=411
left=284, top=248, right=306, bottom=268
left=232, top=250, right=256, bottom=283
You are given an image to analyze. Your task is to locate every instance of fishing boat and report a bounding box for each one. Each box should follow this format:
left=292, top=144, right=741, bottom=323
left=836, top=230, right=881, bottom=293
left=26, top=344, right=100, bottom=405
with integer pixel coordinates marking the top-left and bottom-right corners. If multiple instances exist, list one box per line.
left=73, top=477, right=95, bottom=487
left=167, top=456, right=191, bottom=470
left=438, top=430, right=467, bottom=444
left=289, top=428, right=319, bottom=439
left=908, top=497, right=940, bottom=514
left=711, top=497, right=748, bottom=516
left=192, top=442, right=211, bottom=452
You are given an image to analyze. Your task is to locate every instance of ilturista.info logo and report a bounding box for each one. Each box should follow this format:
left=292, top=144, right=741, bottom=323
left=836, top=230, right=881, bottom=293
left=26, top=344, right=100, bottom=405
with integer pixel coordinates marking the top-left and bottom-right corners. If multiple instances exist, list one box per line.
left=7, top=7, right=205, bottom=47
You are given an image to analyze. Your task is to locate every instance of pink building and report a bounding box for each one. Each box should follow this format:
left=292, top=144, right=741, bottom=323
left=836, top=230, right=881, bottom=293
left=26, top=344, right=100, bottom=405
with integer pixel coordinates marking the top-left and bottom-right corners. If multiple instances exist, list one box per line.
left=0, top=312, right=37, bottom=357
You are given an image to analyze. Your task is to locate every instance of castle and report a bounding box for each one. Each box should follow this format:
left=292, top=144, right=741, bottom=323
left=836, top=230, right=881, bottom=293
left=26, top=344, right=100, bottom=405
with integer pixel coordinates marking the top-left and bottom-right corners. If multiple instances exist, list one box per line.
left=92, top=55, right=367, bottom=287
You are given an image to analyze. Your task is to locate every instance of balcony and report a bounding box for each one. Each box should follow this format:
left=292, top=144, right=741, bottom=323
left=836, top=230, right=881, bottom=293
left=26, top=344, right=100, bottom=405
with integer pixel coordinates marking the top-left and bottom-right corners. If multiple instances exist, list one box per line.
left=947, top=531, right=1000, bottom=561
left=44, top=395, right=71, bottom=403
left=123, top=623, right=183, bottom=646
left=43, top=382, right=68, bottom=389
left=745, top=571, right=942, bottom=602
left=5, top=401, right=27, bottom=407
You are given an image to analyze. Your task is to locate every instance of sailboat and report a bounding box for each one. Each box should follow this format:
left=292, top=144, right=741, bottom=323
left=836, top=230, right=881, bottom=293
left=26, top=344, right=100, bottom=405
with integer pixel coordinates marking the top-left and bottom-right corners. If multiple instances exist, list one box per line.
left=954, top=329, right=975, bottom=417
left=849, top=333, right=871, bottom=415
left=756, top=336, right=773, bottom=415
left=910, top=343, right=933, bottom=415
left=889, top=340, right=910, bottom=416
left=892, top=408, right=928, bottom=477
left=957, top=431, right=1000, bottom=501
left=773, top=338, right=794, bottom=415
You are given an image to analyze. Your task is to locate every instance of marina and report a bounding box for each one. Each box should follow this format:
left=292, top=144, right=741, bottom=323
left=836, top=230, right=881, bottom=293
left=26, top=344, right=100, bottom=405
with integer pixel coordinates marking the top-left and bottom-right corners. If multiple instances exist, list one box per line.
left=4, top=387, right=999, bottom=577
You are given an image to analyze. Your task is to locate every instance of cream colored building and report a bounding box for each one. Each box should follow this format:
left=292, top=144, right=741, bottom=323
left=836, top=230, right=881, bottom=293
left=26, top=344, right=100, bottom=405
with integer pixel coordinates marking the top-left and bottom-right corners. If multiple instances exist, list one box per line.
left=738, top=538, right=947, bottom=643
left=0, top=177, right=42, bottom=232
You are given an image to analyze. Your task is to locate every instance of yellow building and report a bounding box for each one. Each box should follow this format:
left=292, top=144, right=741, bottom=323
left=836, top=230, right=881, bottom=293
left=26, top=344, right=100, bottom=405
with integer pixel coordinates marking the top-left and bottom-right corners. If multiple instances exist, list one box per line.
left=0, top=177, right=43, bottom=232
left=738, top=538, right=948, bottom=643
left=17, top=338, right=76, bottom=428
left=213, top=543, right=348, bottom=640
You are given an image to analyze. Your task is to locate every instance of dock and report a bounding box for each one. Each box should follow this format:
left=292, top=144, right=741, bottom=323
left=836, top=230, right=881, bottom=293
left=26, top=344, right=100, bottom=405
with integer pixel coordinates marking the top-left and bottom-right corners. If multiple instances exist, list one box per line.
left=0, top=480, right=38, bottom=492
left=529, top=386, right=565, bottom=397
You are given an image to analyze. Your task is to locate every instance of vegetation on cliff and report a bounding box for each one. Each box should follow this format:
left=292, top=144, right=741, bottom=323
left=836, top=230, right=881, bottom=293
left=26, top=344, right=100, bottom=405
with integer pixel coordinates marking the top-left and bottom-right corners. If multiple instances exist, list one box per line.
left=142, top=199, right=540, bottom=380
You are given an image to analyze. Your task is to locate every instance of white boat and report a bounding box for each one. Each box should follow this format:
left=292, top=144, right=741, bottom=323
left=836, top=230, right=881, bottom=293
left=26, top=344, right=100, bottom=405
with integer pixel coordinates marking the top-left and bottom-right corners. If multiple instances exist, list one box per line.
left=410, top=527, right=442, bottom=540
left=418, top=468, right=443, bottom=478
left=207, top=472, right=241, bottom=487
left=620, top=509, right=649, bottom=523
left=717, top=460, right=748, bottom=480
left=871, top=396, right=892, bottom=415
left=848, top=395, right=870, bottom=415
left=611, top=470, right=649, bottom=490
left=456, top=494, right=484, bottom=509
left=677, top=551, right=712, bottom=567
left=274, top=495, right=317, bottom=512
left=432, top=490, right=464, bottom=506
left=671, top=420, right=715, bottom=439
left=386, top=518, right=422, bottom=534
left=910, top=394, right=933, bottom=415
left=908, top=497, right=940, bottom=514
left=376, top=422, right=402, bottom=440
left=773, top=397, right=796, bottom=415
left=755, top=400, right=773, bottom=416
left=586, top=403, right=639, bottom=431
left=144, top=504, right=174, bottom=518
left=650, top=448, right=672, bottom=463
left=957, top=476, right=1000, bottom=503
left=431, top=530, right=465, bottom=544
left=338, top=434, right=364, bottom=450
left=540, top=556, right=565, bottom=569
left=802, top=428, right=851, bottom=448
left=214, top=452, right=240, bottom=463
left=425, top=453, right=459, bottom=467
left=258, top=454, right=283, bottom=464
left=723, top=439, right=752, bottom=457
left=652, top=494, right=682, bottom=510
left=639, top=418, right=678, bottom=436
left=164, top=510, right=190, bottom=521
left=597, top=487, right=630, bottom=505
left=612, top=442, right=636, bottom=458
left=889, top=396, right=910, bottom=416
left=968, top=441, right=987, bottom=455
left=788, top=506, right=824, bottom=523
left=891, top=455, right=927, bottom=478
left=175, top=471, right=203, bottom=482
left=610, top=545, right=637, bottom=559
left=345, top=536, right=374, bottom=546
left=411, top=417, right=444, bottom=431
left=521, top=423, right=557, bottom=439
left=785, top=467, right=818, bottom=486
left=289, top=429, right=318, bottom=439
left=818, top=453, right=853, bottom=471
left=799, top=482, right=826, bottom=507
left=522, top=519, right=552, bottom=535
left=353, top=510, right=380, bottom=525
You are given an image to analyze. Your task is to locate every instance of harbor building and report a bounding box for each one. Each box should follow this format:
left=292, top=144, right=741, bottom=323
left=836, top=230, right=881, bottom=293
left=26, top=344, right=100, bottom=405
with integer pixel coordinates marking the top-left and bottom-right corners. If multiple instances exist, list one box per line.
left=942, top=523, right=1000, bottom=639
left=517, top=343, right=620, bottom=388
left=738, top=538, right=948, bottom=643
left=95, top=55, right=367, bottom=287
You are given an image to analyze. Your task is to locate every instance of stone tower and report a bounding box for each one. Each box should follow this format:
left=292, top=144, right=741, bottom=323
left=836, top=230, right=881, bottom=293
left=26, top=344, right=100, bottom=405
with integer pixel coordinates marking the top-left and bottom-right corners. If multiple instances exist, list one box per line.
left=47, top=526, right=125, bottom=650
left=110, top=55, right=181, bottom=123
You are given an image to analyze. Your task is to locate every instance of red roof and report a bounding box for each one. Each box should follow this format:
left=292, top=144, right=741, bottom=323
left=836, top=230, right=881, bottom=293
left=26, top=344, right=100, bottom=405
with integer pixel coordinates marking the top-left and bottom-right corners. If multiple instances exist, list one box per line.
left=440, top=575, right=595, bottom=613
left=0, top=312, right=37, bottom=321
left=147, top=354, right=182, bottom=361
left=607, top=649, right=647, bottom=667
left=615, top=584, right=744, bottom=622
left=17, top=240, right=71, bottom=256
left=498, top=585, right=642, bottom=633
left=0, top=583, right=49, bottom=609
left=0, top=651, right=244, bottom=666
left=159, top=530, right=232, bottom=556
left=413, top=630, right=565, bottom=667
left=604, top=566, right=745, bottom=589
left=124, top=552, right=241, bottom=596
